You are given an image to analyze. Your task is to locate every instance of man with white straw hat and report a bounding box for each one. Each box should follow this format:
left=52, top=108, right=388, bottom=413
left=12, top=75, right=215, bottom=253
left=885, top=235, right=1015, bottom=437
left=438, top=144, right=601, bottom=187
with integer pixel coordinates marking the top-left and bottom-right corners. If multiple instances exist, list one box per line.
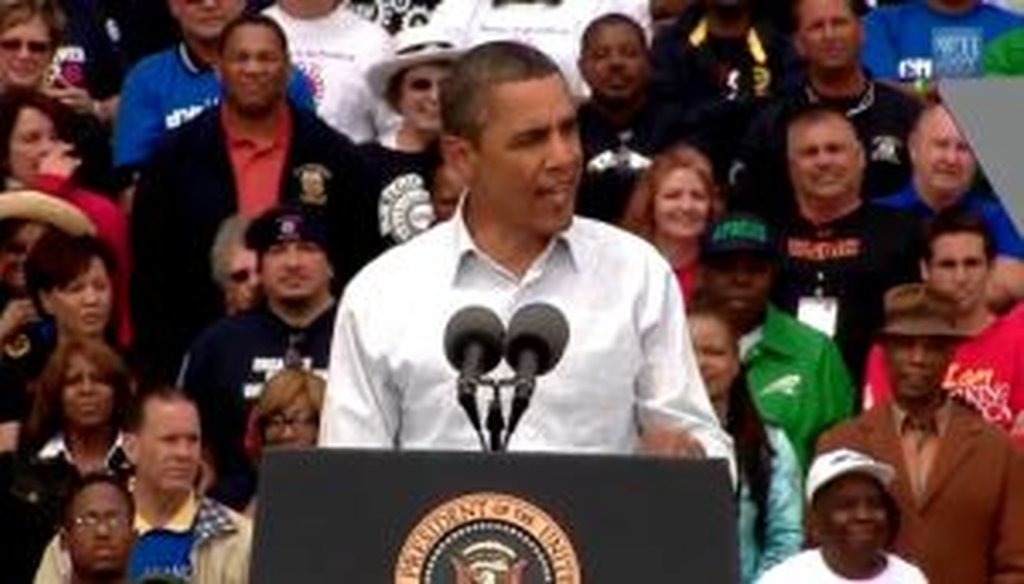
left=817, top=283, right=1024, bottom=584
left=264, top=0, right=394, bottom=142
left=360, top=24, right=463, bottom=247
left=759, top=448, right=927, bottom=583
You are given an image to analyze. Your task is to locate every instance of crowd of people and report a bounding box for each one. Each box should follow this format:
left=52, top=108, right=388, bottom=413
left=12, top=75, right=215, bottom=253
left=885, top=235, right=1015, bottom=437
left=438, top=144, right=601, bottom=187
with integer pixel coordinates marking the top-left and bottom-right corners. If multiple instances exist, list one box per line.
left=0, top=0, right=1022, bottom=582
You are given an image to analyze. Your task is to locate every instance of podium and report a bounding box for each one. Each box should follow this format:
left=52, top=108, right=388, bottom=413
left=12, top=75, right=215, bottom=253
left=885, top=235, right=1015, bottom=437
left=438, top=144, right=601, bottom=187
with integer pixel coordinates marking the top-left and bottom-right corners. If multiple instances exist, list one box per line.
left=252, top=449, right=738, bottom=583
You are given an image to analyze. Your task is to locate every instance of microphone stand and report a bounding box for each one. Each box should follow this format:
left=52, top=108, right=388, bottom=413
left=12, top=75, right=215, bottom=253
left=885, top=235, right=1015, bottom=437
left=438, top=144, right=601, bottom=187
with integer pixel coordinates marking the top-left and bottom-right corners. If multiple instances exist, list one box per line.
left=485, top=384, right=506, bottom=453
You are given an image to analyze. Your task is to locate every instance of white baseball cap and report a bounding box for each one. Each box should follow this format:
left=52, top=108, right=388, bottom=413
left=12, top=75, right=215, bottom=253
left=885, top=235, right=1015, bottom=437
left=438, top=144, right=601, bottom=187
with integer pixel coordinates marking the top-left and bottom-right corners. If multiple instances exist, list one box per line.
left=806, top=449, right=895, bottom=503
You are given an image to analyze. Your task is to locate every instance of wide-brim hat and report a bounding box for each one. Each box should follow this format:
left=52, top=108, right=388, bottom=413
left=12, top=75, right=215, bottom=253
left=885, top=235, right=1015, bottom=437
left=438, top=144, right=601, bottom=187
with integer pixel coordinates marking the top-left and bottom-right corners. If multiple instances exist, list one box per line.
left=806, top=448, right=895, bottom=504
left=880, top=283, right=967, bottom=338
left=367, top=24, right=464, bottom=103
left=0, top=190, right=95, bottom=236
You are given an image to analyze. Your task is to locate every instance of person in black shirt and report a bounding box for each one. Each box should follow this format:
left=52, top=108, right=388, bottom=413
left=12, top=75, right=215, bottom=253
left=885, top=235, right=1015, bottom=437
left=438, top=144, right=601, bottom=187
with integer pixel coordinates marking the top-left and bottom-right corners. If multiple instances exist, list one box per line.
left=360, top=24, right=462, bottom=247
left=576, top=13, right=690, bottom=224
left=774, top=106, right=920, bottom=386
left=651, top=0, right=801, bottom=177
left=180, top=205, right=336, bottom=510
left=731, top=0, right=922, bottom=225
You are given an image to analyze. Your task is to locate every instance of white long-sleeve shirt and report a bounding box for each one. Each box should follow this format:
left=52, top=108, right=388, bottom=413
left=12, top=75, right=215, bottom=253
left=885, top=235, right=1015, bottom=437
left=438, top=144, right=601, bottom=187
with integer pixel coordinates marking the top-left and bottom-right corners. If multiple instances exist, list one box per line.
left=319, top=209, right=733, bottom=466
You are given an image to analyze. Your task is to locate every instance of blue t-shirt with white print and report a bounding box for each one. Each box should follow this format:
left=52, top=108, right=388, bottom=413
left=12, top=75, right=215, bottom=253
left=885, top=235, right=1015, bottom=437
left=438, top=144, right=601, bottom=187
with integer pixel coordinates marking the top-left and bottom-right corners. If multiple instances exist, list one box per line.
left=863, top=1, right=1023, bottom=82
left=129, top=528, right=195, bottom=583
left=113, top=43, right=314, bottom=169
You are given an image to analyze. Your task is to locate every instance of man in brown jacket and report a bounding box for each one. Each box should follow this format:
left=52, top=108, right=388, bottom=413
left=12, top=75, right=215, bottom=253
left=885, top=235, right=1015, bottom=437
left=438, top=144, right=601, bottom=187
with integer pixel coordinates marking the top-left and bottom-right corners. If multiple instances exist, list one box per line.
left=817, top=283, right=1024, bottom=584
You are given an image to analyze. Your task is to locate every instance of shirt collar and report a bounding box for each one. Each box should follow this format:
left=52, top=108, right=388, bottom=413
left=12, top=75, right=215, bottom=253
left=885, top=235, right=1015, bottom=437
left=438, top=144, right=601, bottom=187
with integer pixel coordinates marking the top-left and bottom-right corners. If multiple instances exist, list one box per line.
left=37, top=432, right=125, bottom=466
left=221, top=106, right=292, bottom=150
left=135, top=492, right=200, bottom=535
left=177, top=42, right=211, bottom=75
left=448, top=199, right=580, bottom=285
left=804, top=77, right=876, bottom=118
left=891, top=399, right=953, bottom=437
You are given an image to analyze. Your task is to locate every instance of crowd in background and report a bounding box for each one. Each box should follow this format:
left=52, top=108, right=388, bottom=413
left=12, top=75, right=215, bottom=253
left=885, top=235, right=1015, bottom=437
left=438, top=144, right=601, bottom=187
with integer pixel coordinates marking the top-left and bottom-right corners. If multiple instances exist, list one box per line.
left=0, top=0, right=1022, bottom=582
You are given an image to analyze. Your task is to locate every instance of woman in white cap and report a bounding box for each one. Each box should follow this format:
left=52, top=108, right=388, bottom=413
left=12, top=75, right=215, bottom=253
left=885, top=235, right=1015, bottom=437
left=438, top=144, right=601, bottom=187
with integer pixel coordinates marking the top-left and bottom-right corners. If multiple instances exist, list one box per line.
left=758, top=449, right=927, bottom=583
left=359, top=24, right=462, bottom=247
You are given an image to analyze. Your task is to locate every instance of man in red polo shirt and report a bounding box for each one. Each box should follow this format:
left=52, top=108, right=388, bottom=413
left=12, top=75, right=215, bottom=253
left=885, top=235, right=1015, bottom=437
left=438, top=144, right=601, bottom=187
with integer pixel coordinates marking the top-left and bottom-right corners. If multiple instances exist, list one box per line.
left=132, top=13, right=378, bottom=383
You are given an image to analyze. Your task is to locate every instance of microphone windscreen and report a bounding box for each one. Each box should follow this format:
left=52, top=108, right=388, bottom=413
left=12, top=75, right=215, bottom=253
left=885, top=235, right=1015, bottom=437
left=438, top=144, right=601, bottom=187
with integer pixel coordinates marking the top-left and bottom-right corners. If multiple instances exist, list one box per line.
left=505, top=303, right=569, bottom=376
left=443, top=305, right=505, bottom=374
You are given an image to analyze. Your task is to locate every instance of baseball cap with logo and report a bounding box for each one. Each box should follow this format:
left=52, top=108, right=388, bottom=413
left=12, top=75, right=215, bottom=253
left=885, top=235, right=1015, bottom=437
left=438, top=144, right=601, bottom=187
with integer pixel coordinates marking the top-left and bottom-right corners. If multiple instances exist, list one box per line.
left=701, top=212, right=776, bottom=260
left=245, top=206, right=329, bottom=256
left=806, top=448, right=895, bottom=504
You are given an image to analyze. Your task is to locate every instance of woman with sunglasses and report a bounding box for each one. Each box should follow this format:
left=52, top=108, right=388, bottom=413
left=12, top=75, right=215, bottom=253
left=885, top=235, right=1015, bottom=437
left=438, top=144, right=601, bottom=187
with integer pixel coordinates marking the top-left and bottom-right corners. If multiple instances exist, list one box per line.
left=0, top=0, right=121, bottom=195
left=359, top=24, right=464, bottom=248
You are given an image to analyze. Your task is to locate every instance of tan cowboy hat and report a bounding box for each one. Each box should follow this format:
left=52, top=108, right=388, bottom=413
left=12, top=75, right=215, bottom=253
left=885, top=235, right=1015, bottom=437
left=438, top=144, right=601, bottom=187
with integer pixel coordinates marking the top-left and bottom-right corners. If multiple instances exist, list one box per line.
left=367, top=24, right=464, bottom=102
left=0, top=190, right=96, bottom=236
left=880, top=283, right=967, bottom=338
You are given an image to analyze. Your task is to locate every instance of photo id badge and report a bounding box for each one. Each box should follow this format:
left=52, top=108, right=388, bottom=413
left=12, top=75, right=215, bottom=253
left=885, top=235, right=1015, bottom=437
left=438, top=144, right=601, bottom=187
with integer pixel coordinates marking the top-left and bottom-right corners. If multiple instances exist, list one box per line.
left=797, top=296, right=839, bottom=337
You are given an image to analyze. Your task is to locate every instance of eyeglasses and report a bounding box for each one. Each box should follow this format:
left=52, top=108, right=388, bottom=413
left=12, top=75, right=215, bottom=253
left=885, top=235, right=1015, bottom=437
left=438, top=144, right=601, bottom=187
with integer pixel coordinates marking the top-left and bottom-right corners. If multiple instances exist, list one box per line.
left=0, top=39, right=51, bottom=55
left=228, top=268, right=254, bottom=284
left=264, top=413, right=318, bottom=433
left=71, top=512, right=131, bottom=532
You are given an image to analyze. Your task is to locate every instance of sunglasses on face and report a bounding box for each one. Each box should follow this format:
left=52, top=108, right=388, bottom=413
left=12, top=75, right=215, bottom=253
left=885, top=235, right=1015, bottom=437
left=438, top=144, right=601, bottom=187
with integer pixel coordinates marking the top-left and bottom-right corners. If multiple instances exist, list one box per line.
left=228, top=268, right=254, bottom=284
left=407, top=77, right=442, bottom=92
left=0, top=38, right=50, bottom=55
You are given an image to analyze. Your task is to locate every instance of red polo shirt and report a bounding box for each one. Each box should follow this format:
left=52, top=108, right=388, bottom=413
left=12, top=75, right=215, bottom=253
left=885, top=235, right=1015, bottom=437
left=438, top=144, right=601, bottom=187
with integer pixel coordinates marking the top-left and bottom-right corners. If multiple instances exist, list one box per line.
left=222, top=107, right=292, bottom=218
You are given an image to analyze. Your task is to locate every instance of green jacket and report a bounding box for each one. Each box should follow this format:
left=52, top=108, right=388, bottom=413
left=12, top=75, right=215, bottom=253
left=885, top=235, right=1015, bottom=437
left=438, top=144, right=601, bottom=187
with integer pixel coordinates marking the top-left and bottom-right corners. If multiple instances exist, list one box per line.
left=745, top=305, right=855, bottom=470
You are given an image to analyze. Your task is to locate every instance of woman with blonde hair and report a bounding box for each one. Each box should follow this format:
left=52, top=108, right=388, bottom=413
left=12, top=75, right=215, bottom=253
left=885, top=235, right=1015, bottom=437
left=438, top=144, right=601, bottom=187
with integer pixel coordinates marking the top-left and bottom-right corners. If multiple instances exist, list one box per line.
left=620, top=144, right=721, bottom=302
left=248, top=368, right=326, bottom=460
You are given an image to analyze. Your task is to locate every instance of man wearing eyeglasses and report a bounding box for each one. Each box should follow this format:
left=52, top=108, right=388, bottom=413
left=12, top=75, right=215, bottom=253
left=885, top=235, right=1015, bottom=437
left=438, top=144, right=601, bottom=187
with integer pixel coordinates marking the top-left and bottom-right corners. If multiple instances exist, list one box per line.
left=48, top=474, right=136, bottom=584
left=180, top=205, right=336, bottom=510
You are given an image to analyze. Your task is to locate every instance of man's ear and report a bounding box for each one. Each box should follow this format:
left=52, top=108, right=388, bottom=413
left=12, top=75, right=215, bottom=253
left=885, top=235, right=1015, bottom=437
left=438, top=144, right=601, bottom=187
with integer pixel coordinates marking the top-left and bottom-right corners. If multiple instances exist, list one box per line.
left=440, top=134, right=477, bottom=190
left=123, top=432, right=139, bottom=467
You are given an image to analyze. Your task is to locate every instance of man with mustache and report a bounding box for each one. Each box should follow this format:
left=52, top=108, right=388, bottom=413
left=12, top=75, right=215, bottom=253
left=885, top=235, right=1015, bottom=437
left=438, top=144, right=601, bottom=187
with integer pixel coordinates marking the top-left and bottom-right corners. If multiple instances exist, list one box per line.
left=876, top=103, right=1024, bottom=307
left=575, top=13, right=690, bottom=223
left=773, top=105, right=921, bottom=386
left=181, top=206, right=335, bottom=510
left=817, top=283, right=1024, bottom=584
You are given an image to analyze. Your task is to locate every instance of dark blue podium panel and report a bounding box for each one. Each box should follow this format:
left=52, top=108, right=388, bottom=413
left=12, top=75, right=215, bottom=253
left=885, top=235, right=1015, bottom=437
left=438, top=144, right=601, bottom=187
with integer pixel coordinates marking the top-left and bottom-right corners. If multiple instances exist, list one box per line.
left=252, top=449, right=738, bottom=583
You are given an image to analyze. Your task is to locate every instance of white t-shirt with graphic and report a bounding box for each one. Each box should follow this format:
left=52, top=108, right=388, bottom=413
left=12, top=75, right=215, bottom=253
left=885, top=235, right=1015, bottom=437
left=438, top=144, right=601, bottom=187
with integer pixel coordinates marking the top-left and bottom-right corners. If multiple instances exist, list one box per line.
left=429, top=0, right=650, bottom=96
left=265, top=4, right=395, bottom=142
left=757, top=550, right=928, bottom=584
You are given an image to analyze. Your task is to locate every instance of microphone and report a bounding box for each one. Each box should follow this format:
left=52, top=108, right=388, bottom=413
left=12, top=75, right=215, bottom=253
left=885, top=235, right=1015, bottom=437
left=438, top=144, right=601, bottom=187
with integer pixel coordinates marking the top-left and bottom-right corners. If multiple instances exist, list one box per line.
left=502, top=303, right=570, bottom=449
left=443, top=306, right=505, bottom=450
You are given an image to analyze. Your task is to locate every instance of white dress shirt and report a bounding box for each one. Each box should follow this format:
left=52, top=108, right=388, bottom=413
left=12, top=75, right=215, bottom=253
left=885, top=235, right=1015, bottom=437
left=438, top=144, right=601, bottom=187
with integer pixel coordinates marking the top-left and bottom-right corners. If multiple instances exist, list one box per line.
left=320, top=209, right=733, bottom=465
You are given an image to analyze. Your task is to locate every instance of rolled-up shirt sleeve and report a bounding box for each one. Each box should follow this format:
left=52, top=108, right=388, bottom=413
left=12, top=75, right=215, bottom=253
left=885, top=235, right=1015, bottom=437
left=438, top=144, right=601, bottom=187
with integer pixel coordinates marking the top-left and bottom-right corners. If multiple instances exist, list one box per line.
left=635, top=257, right=735, bottom=470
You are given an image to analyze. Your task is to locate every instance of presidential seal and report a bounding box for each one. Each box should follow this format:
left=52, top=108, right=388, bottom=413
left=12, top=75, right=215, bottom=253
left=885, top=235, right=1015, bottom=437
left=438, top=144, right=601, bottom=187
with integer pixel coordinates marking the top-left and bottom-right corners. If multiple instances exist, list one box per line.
left=394, top=492, right=581, bottom=584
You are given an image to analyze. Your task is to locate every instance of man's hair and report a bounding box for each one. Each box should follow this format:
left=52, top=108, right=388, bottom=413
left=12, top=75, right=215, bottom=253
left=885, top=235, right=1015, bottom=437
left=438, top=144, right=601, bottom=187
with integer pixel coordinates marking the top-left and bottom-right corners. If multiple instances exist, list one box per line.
left=61, top=472, right=134, bottom=528
left=580, top=12, right=647, bottom=53
left=217, top=13, right=289, bottom=56
left=786, top=103, right=853, bottom=138
left=441, top=41, right=562, bottom=143
left=791, top=0, right=862, bottom=28
left=124, top=386, right=197, bottom=433
left=210, top=215, right=251, bottom=289
left=923, top=208, right=996, bottom=262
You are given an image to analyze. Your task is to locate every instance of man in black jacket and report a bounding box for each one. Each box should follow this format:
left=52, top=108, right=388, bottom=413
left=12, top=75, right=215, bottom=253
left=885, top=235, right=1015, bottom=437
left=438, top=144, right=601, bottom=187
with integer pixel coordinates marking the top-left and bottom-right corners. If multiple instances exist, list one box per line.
left=180, top=206, right=335, bottom=509
left=131, top=14, right=378, bottom=384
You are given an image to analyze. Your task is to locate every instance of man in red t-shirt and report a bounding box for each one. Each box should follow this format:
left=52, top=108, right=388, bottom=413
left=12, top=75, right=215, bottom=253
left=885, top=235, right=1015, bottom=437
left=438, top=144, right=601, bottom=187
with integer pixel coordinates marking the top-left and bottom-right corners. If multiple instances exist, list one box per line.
left=863, top=209, right=1024, bottom=445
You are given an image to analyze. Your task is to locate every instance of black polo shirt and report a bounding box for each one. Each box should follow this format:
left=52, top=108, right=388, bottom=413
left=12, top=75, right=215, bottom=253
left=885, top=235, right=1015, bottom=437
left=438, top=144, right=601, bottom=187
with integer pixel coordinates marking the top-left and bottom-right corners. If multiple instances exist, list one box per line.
left=731, top=79, right=923, bottom=225
left=773, top=204, right=922, bottom=386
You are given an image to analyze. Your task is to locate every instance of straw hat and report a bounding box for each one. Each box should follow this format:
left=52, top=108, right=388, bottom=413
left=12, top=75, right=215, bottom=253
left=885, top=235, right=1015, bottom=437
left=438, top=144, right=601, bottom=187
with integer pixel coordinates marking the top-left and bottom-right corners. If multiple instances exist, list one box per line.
left=0, top=190, right=95, bottom=236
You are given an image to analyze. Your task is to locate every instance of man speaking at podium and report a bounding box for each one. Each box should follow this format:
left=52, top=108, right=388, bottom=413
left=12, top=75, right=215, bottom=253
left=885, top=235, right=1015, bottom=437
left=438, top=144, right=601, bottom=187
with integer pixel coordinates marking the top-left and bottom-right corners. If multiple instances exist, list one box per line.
left=319, top=41, right=732, bottom=464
